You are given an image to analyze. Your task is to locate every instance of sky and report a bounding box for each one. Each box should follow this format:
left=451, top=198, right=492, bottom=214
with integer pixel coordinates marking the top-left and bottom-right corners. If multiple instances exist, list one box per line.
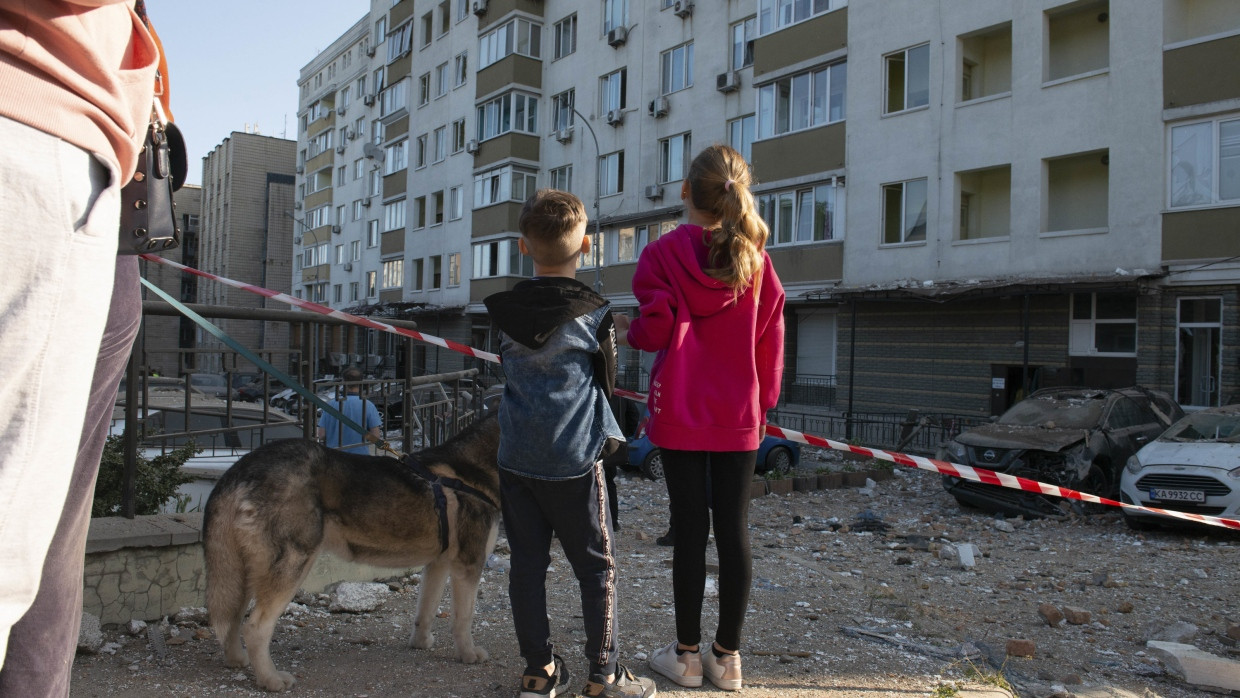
left=153, top=1, right=371, bottom=186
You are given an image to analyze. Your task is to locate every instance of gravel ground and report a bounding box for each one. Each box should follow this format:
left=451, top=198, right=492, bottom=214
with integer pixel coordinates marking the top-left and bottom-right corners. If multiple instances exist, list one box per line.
left=71, top=448, right=1239, bottom=697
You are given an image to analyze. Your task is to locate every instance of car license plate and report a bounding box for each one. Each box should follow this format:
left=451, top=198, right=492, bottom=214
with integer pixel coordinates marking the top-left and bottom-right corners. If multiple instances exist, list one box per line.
left=1148, top=488, right=1206, bottom=503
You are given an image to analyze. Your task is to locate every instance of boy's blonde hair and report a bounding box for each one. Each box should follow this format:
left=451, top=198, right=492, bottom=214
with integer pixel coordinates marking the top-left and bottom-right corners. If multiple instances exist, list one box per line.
left=686, top=144, right=769, bottom=293
left=519, top=189, right=588, bottom=266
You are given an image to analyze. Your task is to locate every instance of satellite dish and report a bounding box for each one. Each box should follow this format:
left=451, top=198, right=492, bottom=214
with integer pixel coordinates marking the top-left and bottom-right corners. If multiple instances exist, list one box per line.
left=362, top=142, right=385, bottom=162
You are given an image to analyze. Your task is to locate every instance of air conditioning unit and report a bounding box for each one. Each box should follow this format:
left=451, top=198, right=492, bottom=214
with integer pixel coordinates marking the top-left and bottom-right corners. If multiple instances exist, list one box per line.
left=673, top=0, right=694, bottom=18
left=607, top=26, right=628, bottom=47
left=644, top=184, right=664, bottom=201
left=294, top=235, right=302, bottom=245
left=343, top=262, right=353, bottom=272
left=361, top=197, right=372, bottom=207
left=363, top=94, right=376, bottom=106
left=335, top=144, right=346, bottom=154
left=648, top=96, right=669, bottom=118
left=364, top=45, right=376, bottom=57
left=347, top=129, right=357, bottom=140
left=605, top=109, right=624, bottom=126
left=294, top=201, right=302, bottom=210
left=336, top=106, right=346, bottom=116
left=553, top=127, right=573, bottom=144
left=464, top=139, right=480, bottom=154
left=472, top=0, right=487, bottom=15
left=331, top=225, right=341, bottom=234
left=716, top=70, right=740, bottom=93
left=295, top=164, right=304, bottom=174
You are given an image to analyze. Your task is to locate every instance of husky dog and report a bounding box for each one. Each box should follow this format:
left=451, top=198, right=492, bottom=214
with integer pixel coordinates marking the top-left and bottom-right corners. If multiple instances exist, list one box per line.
left=203, top=415, right=501, bottom=692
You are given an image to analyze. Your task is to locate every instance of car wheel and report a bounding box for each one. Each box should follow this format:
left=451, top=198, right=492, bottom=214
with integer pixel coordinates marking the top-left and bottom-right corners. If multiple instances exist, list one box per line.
left=1075, top=463, right=1112, bottom=515
left=763, top=446, right=792, bottom=475
left=641, top=449, right=664, bottom=481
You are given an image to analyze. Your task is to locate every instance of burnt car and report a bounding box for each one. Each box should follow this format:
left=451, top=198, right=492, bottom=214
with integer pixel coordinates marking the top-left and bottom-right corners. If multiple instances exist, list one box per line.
left=939, top=387, right=1183, bottom=518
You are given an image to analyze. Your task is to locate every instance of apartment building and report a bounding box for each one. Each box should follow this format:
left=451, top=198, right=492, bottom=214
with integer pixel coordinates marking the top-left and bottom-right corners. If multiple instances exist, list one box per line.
left=198, top=131, right=297, bottom=374
left=295, top=0, right=1240, bottom=414
left=140, top=184, right=202, bottom=376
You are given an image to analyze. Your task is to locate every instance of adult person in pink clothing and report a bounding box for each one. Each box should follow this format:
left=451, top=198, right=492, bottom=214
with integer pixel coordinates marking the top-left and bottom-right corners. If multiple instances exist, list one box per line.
left=0, top=1, right=164, bottom=693
left=614, top=144, right=785, bottom=692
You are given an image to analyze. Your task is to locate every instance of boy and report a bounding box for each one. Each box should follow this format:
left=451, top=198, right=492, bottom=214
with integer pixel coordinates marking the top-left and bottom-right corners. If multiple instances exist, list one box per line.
left=484, top=189, right=656, bottom=698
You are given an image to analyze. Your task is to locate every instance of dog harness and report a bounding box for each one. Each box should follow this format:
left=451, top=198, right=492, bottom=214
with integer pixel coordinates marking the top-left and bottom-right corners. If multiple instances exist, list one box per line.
left=404, top=455, right=498, bottom=552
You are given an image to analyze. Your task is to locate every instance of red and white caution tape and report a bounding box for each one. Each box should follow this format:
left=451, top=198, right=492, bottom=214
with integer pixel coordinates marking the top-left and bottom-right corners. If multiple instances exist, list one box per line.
left=763, top=425, right=1240, bottom=531
left=140, top=254, right=499, bottom=364
left=147, top=256, right=1240, bottom=531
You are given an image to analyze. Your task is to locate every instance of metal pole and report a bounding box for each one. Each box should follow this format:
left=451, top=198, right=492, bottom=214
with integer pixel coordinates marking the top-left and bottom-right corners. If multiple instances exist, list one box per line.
left=1022, top=293, right=1031, bottom=396
left=846, top=301, right=857, bottom=441
left=571, top=107, right=603, bottom=294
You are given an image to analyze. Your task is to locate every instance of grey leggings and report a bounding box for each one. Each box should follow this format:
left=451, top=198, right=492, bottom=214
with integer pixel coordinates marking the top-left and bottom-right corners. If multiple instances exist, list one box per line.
left=660, top=448, right=756, bottom=651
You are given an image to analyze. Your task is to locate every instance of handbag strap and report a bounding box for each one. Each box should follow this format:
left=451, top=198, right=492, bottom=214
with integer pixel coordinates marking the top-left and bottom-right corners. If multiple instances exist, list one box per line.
left=133, top=0, right=174, bottom=122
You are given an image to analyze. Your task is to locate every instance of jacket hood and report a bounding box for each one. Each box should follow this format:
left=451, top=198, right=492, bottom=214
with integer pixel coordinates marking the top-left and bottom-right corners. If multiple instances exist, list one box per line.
left=662, top=225, right=749, bottom=319
left=956, top=424, right=1088, bottom=452
left=483, top=276, right=608, bottom=349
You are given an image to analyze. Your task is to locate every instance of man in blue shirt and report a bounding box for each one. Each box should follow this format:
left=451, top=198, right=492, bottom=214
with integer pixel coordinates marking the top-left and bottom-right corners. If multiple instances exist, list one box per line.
left=316, top=367, right=383, bottom=454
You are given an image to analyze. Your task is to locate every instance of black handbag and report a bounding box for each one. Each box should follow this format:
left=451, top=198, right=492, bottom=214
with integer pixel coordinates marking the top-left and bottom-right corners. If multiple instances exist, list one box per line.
left=118, top=110, right=187, bottom=255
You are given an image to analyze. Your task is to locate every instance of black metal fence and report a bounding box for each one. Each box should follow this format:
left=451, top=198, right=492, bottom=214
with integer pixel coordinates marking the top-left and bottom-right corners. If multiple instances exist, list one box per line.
left=768, top=408, right=990, bottom=456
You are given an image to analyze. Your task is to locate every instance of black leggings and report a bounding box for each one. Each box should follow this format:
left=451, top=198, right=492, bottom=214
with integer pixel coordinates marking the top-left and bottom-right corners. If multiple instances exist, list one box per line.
left=660, top=449, right=756, bottom=652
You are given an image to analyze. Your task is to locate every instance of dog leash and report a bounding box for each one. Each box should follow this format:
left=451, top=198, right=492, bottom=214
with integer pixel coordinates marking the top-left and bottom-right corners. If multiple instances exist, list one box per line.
left=404, top=454, right=499, bottom=552
left=140, top=278, right=402, bottom=457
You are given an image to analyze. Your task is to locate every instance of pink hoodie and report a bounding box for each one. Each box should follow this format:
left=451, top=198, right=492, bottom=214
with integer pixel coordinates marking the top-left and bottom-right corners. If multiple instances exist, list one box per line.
left=627, top=224, right=785, bottom=452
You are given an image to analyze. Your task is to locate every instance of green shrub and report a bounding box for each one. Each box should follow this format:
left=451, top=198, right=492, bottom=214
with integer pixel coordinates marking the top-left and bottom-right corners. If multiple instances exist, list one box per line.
left=92, top=435, right=199, bottom=517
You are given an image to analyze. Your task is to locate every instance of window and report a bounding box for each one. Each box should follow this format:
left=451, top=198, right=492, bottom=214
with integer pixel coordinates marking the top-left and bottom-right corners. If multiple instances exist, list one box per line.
left=885, top=44, right=929, bottom=114
left=430, top=255, right=443, bottom=289
left=351, top=240, right=361, bottom=260
left=452, top=118, right=467, bottom=152
left=337, top=165, right=347, bottom=186
left=383, top=199, right=406, bottom=232
left=447, top=252, right=461, bottom=286
left=375, top=16, right=387, bottom=44
left=600, top=151, right=624, bottom=196
left=603, top=0, right=627, bottom=33
left=352, top=199, right=364, bottom=220
left=431, top=190, right=444, bottom=225
left=456, top=0, right=468, bottom=22
left=758, top=183, right=841, bottom=245
left=1046, top=1, right=1109, bottom=82
left=418, top=72, right=431, bottom=106
left=380, top=77, right=407, bottom=117
left=959, top=23, right=1012, bottom=102
left=433, top=126, right=446, bottom=162
left=420, top=12, right=433, bottom=48
left=732, top=17, right=756, bottom=71
left=335, top=244, right=345, bottom=265
left=454, top=52, right=468, bottom=87
left=551, top=90, right=575, bottom=130
left=615, top=221, right=672, bottom=263
left=479, top=18, right=542, bottom=70
left=660, top=43, right=694, bottom=95
left=369, top=168, right=382, bottom=195
left=1169, top=116, right=1240, bottom=208
left=350, top=281, right=359, bottom=302
left=438, top=0, right=450, bottom=36
left=758, top=0, right=846, bottom=35
left=367, top=220, right=379, bottom=247
left=382, top=259, right=403, bottom=289
left=384, top=139, right=407, bottom=174
left=1177, top=297, right=1223, bottom=407
left=659, top=133, right=690, bottom=183
left=881, top=179, right=927, bottom=244
left=549, top=165, right=572, bottom=191
left=412, top=195, right=426, bottom=229
left=336, top=205, right=346, bottom=226
left=448, top=185, right=464, bottom=220
left=1046, top=150, right=1109, bottom=233
left=387, top=20, right=411, bottom=62
left=306, top=205, right=330, bottom=229
left=728, top=114, right=756, bottom=163
left=1069, top=293, right=1136, bottom=357
left=411, top=258, right=425, bottom=291
left=435, top=62, right=449, bottom=98
left=600, top=68, right=627, bottom=113
left=472, top=238, right=533, bottom=279
left=365, top=271, right=377, bottom=297
left=553, top=14, right=577, bottom=59
left=757, top=61, right=845, bottom=138
left=415, top=133, right=428, bottom=168
left=476, top=92, right=539, bottom=141
left=956, top=165, right=1011, bottom=240
left=474, top=164, right=538, bottom=208
left=354, top=158, right=365, bottom=180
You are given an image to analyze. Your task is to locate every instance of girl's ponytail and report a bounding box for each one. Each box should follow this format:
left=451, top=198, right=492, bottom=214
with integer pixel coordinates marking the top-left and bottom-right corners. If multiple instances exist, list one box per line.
left=687, top=145, right=768, bottom=296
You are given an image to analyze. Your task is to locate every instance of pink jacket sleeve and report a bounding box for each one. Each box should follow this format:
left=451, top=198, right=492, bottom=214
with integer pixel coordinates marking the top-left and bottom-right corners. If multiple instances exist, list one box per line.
left=754, top=256, right=786, bottom=413
left=626, top=245, right=677, bottom=353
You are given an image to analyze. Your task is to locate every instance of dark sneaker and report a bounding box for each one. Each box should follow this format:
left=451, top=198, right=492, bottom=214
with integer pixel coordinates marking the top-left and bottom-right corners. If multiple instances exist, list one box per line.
left=655, top=530, right=673, bottom=547
left=580, top=663, right=657, bottom=697
left=519, top=654, right=570, bottom=698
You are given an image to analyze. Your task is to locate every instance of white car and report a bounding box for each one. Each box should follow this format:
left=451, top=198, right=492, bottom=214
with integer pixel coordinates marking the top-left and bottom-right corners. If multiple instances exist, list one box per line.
left=1120, top=405, right=1240, bottom=530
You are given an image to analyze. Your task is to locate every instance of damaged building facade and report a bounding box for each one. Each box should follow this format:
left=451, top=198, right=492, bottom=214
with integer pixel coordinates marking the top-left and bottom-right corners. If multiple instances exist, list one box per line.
left=293, top=0, right=1240, bottom=413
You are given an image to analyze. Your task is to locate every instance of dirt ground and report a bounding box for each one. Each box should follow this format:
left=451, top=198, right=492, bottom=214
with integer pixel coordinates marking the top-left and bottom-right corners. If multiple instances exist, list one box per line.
left=71, top=447, right=1239, bottom=698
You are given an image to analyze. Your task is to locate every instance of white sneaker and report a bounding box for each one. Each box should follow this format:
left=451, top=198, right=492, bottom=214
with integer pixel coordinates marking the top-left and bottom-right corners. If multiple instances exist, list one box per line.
left=702, top=646, right=742, bottom=691
left=648, top=641, right=702, bottom=688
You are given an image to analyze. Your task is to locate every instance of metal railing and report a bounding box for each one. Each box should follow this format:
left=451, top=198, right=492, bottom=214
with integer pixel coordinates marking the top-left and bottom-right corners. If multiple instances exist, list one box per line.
left=768, top=408, right=990, bottom=456
left=782, top=373, right=838, bottom=408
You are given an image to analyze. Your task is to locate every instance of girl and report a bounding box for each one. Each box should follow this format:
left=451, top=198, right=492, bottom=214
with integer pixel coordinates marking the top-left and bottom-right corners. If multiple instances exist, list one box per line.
left=614, top=144, right=785, bottom=691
